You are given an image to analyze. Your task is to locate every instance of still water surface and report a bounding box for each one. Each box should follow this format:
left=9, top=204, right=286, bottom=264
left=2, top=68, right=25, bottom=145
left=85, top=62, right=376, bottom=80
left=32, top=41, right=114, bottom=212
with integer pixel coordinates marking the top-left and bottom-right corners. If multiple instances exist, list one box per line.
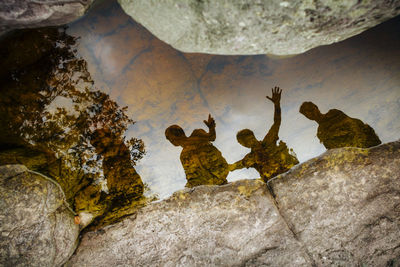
left=2, top=0, right=400, bottom=200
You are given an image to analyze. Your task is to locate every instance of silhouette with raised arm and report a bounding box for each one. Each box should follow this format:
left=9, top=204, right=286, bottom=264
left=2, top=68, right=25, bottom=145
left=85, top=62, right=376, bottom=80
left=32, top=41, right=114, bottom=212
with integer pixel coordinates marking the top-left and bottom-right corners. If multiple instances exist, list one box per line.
left=165, top=114, right=228, bottom=187
left=230, top=87, right=299, bottom=182
left=299, top=102, right=381, bottom=149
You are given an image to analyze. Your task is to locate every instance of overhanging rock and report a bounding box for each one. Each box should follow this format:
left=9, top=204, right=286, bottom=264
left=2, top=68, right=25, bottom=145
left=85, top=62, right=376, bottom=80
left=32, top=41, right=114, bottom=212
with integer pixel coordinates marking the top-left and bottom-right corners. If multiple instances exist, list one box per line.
left=0, top=0, right=95, bottom=35
left=118, top=0, right=400, bottom=55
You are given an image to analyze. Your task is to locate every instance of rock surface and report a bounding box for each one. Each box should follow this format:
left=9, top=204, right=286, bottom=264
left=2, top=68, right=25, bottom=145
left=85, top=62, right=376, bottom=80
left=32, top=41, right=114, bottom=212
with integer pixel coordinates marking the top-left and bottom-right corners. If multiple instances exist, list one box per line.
left=68, top=179, right=312, bottom=266
left=269, top=140, right=400, bottom=266
left=0, top=165, right=79, bottom=267
left=0, top=0, right=94, bottom=35
left=68, top=140, right=400, bottom=266
left=118, top=0, right=400, bottom=55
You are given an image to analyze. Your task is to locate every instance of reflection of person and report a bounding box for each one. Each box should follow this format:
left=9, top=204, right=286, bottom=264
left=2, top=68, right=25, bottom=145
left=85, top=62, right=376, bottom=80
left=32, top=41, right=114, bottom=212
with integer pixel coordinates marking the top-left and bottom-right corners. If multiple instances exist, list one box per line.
left=90, top=128, right=144, bottom=200
left=165, top=114, right=228, bottom=187
left=299, top=102, right=381, bottom=149
left=230, top=87, right=299, bottom=182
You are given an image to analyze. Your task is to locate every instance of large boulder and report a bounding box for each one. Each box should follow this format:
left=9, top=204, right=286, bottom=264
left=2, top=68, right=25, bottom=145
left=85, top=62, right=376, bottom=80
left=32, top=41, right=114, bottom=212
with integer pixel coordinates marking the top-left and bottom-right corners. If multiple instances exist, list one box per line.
left=118, top=0, right=400, bottom=55
left=269, top=140, right=400, bottom=265
left=67, top=179, right=312, bottom=266
left=0, top=165, right=79, bottom=267
left=68, top=140, right=400, bottom=266
left=0, top=0, right=94, bottom=35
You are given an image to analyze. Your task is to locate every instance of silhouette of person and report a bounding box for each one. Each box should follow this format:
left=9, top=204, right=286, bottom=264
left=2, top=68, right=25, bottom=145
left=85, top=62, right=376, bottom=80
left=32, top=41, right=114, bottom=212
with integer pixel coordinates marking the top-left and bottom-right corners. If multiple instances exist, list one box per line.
left=230, top=87, right=299, bottom=182
left=90, top=128, right=144, bottom=201
left=165, top=114, right=229, bottom=187
left=299, top=102, right=381, bottom=149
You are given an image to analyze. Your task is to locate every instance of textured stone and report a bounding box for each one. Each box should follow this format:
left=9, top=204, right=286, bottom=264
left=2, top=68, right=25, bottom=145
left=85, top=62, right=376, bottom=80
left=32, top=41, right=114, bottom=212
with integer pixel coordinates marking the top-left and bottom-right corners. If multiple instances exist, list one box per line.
left=0, top=0, right=94, bottom=35
left=118, top=0, right=400, bottom=55
left=67, top=179, right=311, bottom=266
left=0, top=164, right=79, bottom=267
left=269, top=140, right=400, bottom=266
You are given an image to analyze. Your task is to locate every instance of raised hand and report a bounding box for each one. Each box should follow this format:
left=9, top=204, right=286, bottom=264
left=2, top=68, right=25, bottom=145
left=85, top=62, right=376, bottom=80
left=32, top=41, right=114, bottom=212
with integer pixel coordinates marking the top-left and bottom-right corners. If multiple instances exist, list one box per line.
left=203, top=114, right=216, bottom=128
left=266, top=86, right=282, bottom=104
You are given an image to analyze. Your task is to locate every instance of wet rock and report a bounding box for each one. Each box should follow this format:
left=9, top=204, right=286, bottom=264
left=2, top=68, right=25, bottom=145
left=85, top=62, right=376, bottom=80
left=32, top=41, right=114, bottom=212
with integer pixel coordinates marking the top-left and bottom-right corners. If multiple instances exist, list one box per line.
left=118, top=0, right=400, bottom=55
left=67, top=179, right=311, bottom=266
left=269, top=140, right=400, bottom=265
left=0, top=164, right=79, bottom=267
left=0, top=0, right=94, bottom=35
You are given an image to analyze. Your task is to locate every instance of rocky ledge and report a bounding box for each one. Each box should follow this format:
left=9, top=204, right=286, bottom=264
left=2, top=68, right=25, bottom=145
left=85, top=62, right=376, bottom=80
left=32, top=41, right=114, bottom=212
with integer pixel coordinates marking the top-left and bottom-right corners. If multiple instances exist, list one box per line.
left=118, top=0, right=400, bottom=55
left=67, top=140, right=400, bottom=266
left=0, top=0, right=94, bottom=35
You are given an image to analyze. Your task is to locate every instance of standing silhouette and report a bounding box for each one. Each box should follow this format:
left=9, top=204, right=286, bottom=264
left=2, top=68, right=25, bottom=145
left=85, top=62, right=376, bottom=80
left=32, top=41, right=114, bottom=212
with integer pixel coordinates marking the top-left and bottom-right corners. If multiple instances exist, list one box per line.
left=230, top=87, right=299, bottom=182
left=165, top=114, right=228, bottom=187
left=299, top=102, right=381, bottom=149
left=90, top=128, right=144, bottom=200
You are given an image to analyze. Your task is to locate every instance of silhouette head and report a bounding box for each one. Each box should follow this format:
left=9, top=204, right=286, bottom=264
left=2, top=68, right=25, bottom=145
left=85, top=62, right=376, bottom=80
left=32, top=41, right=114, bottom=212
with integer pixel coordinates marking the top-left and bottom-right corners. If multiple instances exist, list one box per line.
left=299, top=102, right=322, bottom=121
left=90, top=128, right=121, bottom=155
left=236, top=129, right=258, bottom=148
left=165, top=125, right=187, bottom=146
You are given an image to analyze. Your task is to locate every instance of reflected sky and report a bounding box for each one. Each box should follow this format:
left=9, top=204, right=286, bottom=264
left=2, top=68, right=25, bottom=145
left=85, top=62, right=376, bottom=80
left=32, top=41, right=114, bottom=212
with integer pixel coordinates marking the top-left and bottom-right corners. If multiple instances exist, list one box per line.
left=68, top=0, right=400, bottom=198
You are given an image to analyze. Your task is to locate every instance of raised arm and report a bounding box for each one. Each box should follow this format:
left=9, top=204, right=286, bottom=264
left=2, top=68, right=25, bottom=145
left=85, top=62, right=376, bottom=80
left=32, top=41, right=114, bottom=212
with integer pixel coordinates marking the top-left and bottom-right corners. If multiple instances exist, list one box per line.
left=262, top=87, right=282, bottom=145
left=191, top=114, right=216, bottom=141
left=203, top=114, right=216, bottom=141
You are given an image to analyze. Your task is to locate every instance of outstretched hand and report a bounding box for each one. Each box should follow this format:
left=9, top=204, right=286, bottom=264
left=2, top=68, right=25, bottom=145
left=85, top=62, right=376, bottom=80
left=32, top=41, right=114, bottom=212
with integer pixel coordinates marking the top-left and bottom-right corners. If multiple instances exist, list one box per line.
left=203, top=114, right=216, bottom=128
left=266, top=86, right=282, bottom=104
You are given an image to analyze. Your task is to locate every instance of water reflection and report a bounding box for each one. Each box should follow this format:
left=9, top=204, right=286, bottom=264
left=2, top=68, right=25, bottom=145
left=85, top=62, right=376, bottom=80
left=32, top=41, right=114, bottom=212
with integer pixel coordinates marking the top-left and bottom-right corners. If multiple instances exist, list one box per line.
left=1, top=0, right=399, bottom=203
left=299, top=102, right=381, bottom=149
left=0, top=27, right=148, bottom=229
left=166, top=114, right=228, bottom=187
left=65, top=0, right=400, bottom=199
left=230, top=88, right=299, bottom=182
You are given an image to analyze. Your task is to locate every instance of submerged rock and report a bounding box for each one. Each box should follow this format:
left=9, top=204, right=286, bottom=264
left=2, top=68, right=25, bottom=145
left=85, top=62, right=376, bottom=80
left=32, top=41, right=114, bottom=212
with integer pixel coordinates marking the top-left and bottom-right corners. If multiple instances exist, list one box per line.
left=0, top=164, right=79, bottom=267
left=0, top=0, right=95, bottom=35
left=68, top=140, right=400, bottom=266
left=118, top=0, right=400, bottom=55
